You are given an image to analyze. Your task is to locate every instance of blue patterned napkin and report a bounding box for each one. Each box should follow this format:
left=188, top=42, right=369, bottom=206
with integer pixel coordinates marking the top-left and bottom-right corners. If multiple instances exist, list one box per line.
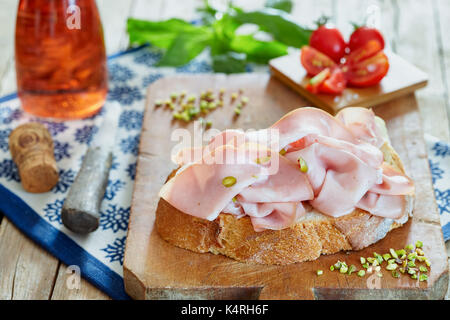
left=426, top=134, right=450, bottom=241
left=0, top=45, right=448, bottom=300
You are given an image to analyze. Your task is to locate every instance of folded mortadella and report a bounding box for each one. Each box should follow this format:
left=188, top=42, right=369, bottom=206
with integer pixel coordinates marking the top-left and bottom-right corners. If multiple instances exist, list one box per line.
left=160, top=107, right=414, bottom=232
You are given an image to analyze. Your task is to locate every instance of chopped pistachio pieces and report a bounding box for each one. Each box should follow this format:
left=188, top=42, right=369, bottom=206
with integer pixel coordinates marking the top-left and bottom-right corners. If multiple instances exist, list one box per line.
left=405, top=243, right=414, bottom=251
left=407, top=268, right=416, bottom=275
left=382, top=253, right=391, bottom=261
left=392, top=270, right=400, bottom=278
left=339, top=265, right=348, bottom=273
left=386, top=263, right=397, bottom=271
left=416, top=256, right=426, bottom=262
left=388, top=259, right=396, bottom=265
left=407, top=261, right=416, bottom=268
left=348, top=265, right=356, bottom=275
left=396, top=249, right=406, bottom=256
left=425, top=259, right=431, bottom=267
left=408, top=252, right=417, bottom=261
left=155, top=99, right=163, bottom=107
left=222, top=176, right=237, bottom=188
left=241, top=96, right=249, bottom=105
left=416, top=248, right=425, bottom=256
left=377, top=273, right=383, bottom=278
left=411, top=274, right=418, bottom=280
left=390, top=248, right=398, bottom=259
left=357, top=270, right=365, bottom=277
left=330, top=265, right=335, bottom=271
left=367, top=257, right=375, bottom=264
left=231, top=93, right=238, bottom=100
left=419, top=266, right=428, bottom=273
left=360, top=257, right=366, bottom=264
left=234, top=107, right=241, bottom=115
left=415, top=240, right=423, bottom=248
left=362, top=263, right=369, bottom=269
left=317, top=270, right=323, bottom=276
left=298, top=157, right=308, bottom=173
left=419, top=274, right=428, bottom=282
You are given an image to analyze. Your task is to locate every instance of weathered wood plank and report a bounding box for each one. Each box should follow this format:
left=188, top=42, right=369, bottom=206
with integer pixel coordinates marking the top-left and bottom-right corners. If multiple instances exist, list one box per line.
left=0, top=219, right=59, bottom=300
left=51, top=264, right=111, bottom=300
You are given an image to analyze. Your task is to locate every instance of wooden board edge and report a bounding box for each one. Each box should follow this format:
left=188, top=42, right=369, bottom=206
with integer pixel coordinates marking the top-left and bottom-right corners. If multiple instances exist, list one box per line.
left=269, top=64, right=429, bottom=114
left=313, top=271, right=449, bottom=300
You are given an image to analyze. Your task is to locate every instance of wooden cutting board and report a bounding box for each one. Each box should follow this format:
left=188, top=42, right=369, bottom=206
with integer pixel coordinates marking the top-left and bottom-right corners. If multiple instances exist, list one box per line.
left=269, top=50, right=429, bottom=114
left=123, top=74, right=448, bottom=300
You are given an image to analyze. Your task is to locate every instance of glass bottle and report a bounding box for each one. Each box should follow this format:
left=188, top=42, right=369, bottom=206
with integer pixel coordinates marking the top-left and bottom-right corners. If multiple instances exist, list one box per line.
left=15, top=0, right=108, bottom=119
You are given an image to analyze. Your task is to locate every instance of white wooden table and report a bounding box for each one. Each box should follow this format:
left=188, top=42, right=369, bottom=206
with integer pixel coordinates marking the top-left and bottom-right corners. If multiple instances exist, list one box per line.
left=0, top=0, right=449, bottom=299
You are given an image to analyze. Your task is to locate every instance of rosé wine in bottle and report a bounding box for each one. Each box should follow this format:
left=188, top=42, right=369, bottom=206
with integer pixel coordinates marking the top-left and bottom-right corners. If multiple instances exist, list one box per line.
left=15, top=0, right=108, bottom=119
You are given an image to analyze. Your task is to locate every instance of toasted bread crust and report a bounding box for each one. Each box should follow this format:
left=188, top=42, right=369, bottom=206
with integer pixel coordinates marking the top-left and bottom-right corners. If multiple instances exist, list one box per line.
left=155, top=142, right=413, bottom=265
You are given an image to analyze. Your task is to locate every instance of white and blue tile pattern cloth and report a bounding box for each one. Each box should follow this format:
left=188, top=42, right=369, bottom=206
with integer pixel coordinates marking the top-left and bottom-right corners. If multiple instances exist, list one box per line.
left=0, top=45, right=448, bottom=299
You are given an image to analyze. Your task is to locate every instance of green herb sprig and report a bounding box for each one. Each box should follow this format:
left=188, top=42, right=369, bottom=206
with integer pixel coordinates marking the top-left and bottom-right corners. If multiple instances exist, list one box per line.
left=127, top=0, right=311, bottom=73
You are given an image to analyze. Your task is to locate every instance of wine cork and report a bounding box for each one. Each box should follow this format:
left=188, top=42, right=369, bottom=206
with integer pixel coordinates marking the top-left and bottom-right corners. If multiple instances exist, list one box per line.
left=9, top=122, right=59, bottom=193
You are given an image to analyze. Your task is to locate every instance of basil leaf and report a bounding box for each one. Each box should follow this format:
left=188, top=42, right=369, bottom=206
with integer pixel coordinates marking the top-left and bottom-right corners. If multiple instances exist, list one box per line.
left=127, top=18, right=207, bottom=49
left=230, top=35, right=288, bottom=63
left=233, top=8, right=312, bottom=48
left=157, top=30, right=212, bottom=66
left=265, top=0, right=293, bottom=13
left=212, top=52, right=247, bottom=73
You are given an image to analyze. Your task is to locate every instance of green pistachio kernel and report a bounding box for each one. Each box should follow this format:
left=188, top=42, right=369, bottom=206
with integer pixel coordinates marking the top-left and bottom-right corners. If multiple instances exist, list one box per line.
left=389, top=248, right=398, bottom=259
left=419, top=274, right=428, bottom=282
left=317, top=270, right=323, bottom=276
left=392, top=270, right=400, bottom=278
left=362, top=263, right=369, bottom=269
left=222, top=176, right=237, bottom=188
left=411, top=274, right=418, bottom=280
left=407, top=261, right=416, bottom=268
left=386, top=263, right=398, bottom=271
left=330, top=265, right=335, bottom=271
left=415, top=240, right=423, bottom=248
left=348, top=265, right=356, bottom=275
left=234, top=107, right=241, bottom=115
left=357, top=270, right=365, bottom=277
left=419, top=266, right=428, bottom=273
left=382, top=253, right=391, bottom=261
left=408, top=252, right=417, bottom=261
left=360, top=257, right=366, bottom=264
left=367, top=257, right=375, bottom=264
left=339, top=265, right=348, bottom=274
left=405, top=243, right=414, bottom=251
left=298, top=157, right=308, bottom=173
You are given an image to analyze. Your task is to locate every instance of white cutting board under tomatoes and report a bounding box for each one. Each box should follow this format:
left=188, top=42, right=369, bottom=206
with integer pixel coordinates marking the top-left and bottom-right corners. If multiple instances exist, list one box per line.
left=270, top=24, right=428, bottom=114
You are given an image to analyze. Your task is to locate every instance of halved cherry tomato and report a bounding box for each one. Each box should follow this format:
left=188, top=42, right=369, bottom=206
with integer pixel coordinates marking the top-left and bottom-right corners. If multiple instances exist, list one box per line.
left=301, top=46, right=336, bottom=76
left=320, top=67, right=346, bottom=94
left=305, top=68, right=331, bottom=93
left=310, top=25, right=347, bottom=63
left=344, top=40, right=383, bottom=65
left=349, top=26, right=385, bottom=52
left=343, top=51, right=389, bottom=87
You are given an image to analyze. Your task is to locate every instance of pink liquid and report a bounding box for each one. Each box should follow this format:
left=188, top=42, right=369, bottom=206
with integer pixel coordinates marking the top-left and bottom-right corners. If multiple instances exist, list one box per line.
left=15, top=0, right=108, bottom=119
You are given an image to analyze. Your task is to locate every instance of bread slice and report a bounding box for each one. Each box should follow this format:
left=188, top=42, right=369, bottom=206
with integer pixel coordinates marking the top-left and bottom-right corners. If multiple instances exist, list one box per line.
left=155, top=132, right=414, bottom=265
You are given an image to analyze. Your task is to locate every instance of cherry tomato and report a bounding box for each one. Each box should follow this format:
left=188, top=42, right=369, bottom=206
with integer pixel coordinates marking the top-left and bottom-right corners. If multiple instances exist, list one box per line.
left=301, top=46, right=336, bottom=76
left=305, top=68, right=331, bottom=93
left=349, top=26, right=385, bottom=52
left=343, top=51, right=389, bottom=87
left=344, top=40, right=383, bottom=65
left=309, top=25, right=347, bottom=62
left=320, top=67, right=346, bottom=94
